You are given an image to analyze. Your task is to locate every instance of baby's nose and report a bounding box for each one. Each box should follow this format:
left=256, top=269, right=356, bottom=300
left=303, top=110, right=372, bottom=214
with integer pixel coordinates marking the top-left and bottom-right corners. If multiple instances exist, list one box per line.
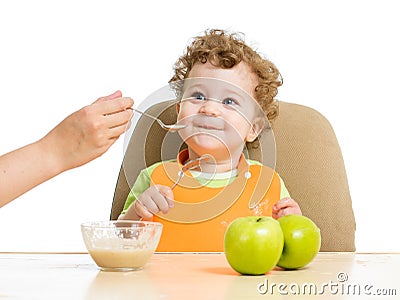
left=199, top=99, right=221, bottom=116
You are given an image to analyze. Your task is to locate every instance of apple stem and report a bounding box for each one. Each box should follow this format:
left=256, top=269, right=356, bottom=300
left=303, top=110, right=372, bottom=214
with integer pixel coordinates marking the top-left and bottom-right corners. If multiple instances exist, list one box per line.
left=256, top=217, right=262, bottom=222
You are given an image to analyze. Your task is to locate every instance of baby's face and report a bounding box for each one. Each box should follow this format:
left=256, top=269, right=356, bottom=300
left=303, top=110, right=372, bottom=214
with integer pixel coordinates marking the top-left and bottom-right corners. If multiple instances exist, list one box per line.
left=176, top=62, right=265, bottom=159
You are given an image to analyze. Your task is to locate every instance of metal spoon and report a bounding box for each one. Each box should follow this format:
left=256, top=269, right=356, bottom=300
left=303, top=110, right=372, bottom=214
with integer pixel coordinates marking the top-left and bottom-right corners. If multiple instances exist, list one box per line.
left=133, top=108, right=187, bottom=132
left=171, top=155, right=212, bottom=189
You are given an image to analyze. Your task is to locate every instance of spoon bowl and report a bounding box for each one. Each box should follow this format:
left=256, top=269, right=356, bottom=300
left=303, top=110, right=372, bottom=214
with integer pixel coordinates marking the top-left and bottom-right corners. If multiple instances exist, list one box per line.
left=133, top=108, right=186, bottom=132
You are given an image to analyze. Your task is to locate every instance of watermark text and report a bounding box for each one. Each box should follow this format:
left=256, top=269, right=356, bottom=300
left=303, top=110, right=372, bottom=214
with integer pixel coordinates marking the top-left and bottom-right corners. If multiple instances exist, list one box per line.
left=257, top=272, right=397, bottom=296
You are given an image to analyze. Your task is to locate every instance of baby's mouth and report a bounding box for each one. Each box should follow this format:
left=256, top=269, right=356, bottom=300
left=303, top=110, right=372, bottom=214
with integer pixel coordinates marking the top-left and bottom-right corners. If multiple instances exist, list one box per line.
left=186, top=115, right=226, bottom=132
left=195, top=123, right=222, bottom=131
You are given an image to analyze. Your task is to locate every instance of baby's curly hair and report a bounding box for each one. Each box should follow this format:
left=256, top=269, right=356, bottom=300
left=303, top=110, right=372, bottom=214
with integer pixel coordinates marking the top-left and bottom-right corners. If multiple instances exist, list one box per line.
left=169, top=29, right=282, bottom=121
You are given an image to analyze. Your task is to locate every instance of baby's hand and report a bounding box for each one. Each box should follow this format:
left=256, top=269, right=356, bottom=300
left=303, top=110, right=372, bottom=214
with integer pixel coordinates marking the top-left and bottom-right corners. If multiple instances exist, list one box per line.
left=272, top=197, right=302, bottom=219
left=134, top=185, right=174, bottom=219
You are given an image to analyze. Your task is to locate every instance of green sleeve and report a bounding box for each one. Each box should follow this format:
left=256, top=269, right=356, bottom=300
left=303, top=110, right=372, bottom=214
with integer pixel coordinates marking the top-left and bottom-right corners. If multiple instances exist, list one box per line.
left=120, top=162, right=163, bottom=215
left=279, top=176, right=291, bottom=199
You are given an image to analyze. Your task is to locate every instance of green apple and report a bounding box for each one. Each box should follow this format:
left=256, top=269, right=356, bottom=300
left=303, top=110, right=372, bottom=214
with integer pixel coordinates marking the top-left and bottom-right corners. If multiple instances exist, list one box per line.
left=224, top=216, right=284, bottom=275
left=277, top=215, right=321, bottom=269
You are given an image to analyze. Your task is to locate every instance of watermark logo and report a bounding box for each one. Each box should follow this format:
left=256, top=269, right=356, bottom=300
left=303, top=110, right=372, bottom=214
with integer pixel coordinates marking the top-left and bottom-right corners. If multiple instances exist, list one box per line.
left=257, top=272, right=397, bottom=296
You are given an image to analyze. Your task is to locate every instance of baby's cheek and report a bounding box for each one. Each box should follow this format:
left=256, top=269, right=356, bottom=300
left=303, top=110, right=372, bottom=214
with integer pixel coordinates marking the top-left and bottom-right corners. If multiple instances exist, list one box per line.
left=177, top=111, right=191, bottom=123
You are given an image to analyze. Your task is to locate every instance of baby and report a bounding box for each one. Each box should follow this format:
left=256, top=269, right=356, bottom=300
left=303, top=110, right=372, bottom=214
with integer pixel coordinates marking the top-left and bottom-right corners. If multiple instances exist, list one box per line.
left=119, top=29, right=301, bottom=251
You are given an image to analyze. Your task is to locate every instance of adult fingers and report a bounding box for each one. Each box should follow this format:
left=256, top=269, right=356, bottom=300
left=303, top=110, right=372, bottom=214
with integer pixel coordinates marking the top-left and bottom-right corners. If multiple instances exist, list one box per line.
left=106, top=124, right=130, bottom=140
left=94, top=90, right=122, bottom=103
left=103, top=108, right=133, bottom=130
left=95, top=96, right=134, bottom=115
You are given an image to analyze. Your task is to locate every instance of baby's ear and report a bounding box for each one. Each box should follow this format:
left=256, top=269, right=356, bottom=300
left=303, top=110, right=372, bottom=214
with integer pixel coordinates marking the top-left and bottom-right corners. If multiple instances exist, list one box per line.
left=246, top=117, right=266, bottom=142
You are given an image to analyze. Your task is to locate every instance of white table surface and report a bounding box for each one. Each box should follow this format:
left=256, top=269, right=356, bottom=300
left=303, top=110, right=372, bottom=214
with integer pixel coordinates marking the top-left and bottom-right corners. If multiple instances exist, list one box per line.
left=0, top=252, right=399, bottom=299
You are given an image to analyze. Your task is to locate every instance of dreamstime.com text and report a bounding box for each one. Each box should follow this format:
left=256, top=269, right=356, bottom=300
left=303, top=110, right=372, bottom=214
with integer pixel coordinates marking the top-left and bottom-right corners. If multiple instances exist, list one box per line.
left=257, top=272, right=397, bottom=296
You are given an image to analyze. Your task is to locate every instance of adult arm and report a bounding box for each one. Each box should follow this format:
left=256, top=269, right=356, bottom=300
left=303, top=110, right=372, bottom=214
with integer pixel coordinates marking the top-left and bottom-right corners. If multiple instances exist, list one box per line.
left=0, top=91, right=133, bottom=207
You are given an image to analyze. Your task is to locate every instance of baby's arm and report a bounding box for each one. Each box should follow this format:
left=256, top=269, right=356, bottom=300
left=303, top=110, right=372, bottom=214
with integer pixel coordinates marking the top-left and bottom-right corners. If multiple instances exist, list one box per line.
left=272, top=197, right=302, bottom=219
left=119, top=185, right=174, bottom=220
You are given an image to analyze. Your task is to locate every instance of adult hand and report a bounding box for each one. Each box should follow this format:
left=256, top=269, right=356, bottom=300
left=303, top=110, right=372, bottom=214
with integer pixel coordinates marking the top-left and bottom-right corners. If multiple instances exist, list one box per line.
left=40, top=91, right=134, bottom=172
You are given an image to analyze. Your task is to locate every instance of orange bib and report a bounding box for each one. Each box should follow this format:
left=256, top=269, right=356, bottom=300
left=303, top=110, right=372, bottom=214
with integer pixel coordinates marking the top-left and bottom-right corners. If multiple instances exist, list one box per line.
left=150, top=151, right=280, bottom=252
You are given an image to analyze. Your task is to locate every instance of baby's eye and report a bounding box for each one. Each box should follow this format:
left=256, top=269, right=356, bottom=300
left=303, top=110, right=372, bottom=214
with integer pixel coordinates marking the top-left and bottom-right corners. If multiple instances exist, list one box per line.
left=191, top=92, right=206, bottom=101
left=222, top=98, right=237, bottom=106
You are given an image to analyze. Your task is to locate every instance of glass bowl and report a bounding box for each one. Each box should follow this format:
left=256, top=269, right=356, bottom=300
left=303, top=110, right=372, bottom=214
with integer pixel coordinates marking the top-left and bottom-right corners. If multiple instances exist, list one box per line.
left=81, top=220, right=163, bottom=271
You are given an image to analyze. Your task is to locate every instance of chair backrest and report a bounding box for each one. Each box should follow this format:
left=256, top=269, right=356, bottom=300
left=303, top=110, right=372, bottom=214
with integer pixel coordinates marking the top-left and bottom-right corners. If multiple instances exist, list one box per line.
left=111, top=101, right=356, bottom=252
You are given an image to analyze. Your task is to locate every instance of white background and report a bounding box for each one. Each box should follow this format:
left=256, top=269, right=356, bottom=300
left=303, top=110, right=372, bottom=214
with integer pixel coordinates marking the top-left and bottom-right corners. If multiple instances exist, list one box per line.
left=0, top=0, right=399, bottom=252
